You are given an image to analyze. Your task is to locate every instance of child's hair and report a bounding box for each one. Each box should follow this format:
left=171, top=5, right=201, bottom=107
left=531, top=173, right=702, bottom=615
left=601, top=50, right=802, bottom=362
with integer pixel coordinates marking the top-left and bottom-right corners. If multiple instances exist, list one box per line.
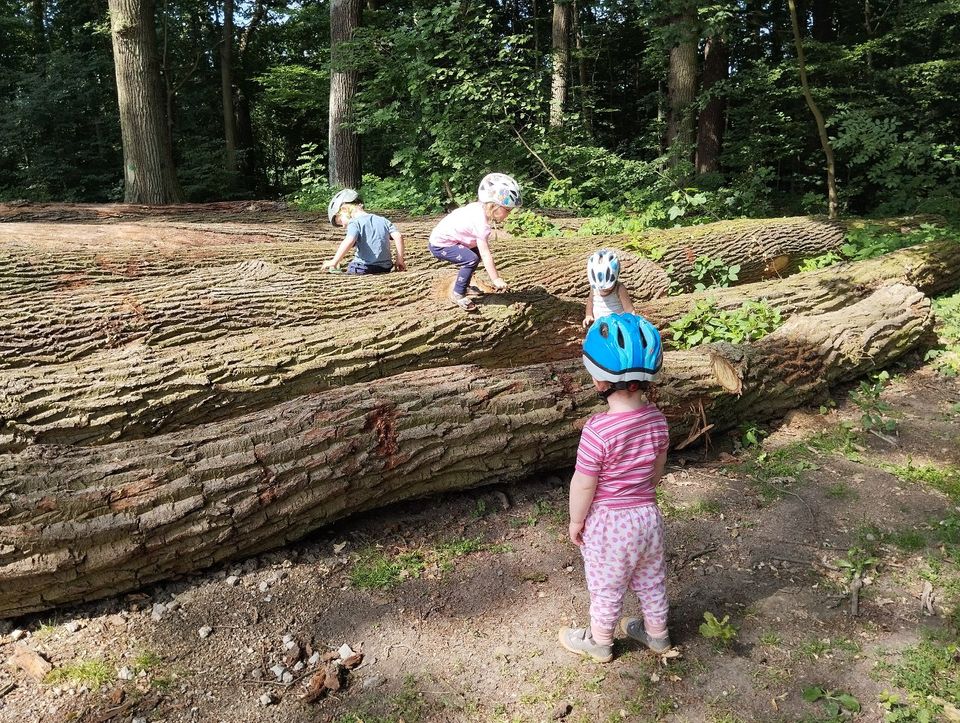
left=482, top=201, right=504, bottom=223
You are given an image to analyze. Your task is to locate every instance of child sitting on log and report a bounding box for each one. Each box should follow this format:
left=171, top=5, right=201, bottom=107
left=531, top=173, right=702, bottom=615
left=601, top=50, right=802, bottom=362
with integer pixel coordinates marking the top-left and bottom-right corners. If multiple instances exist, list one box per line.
left=583, top=248, right=635, bottom=328
left=560, top=313, right=672, bottom=663
left=324, top=189, right=407, bottom=274
left=427, top=173, right=520, bottom=311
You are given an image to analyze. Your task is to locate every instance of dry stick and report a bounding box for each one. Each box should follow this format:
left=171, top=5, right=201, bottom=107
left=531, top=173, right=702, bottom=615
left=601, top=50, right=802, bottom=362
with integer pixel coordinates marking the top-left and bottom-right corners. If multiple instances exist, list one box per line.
left=0, top=682, right=15, bottom=698
left=511, top=126, right=560, bottom=181
left=850, top=575, right=864, bottom=617
left=771, top=556, right=839, bottom=572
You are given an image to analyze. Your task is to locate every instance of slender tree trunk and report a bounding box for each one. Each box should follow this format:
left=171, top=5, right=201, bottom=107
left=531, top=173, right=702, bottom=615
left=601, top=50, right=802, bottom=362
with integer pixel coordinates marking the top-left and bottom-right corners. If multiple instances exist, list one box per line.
left=0, top=285, right=933, bottom=618
left=220, top=0, right=238, bottom=175
left=328, top=0, right=362, bottom=188
left=549, top=0, right=570, bottom=128
left=108, top=0, right=183, bottom=204
left=696, top=35, right=729, bottom=175
left=787, top=0, right=838, bottom=218
left=666, top=3, right=698, bottom=161
left=30, top=0, right=45, bottom=52
left=572, top=0, right=591, bottom=131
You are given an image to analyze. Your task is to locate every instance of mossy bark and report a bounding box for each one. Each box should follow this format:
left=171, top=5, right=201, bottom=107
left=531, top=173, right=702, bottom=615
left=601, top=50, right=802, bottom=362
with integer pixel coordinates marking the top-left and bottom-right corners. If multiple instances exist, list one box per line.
left=0, top=284, right=932, bottom=618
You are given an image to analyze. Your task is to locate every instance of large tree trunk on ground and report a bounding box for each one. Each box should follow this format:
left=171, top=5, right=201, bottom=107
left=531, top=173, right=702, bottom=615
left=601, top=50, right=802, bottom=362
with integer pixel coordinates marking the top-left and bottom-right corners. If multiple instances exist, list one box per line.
left=0, top=284, right=932, bottom=618
left=0, top=216, right=844, bottom=297
left=108, top=0, right=183, bottom=204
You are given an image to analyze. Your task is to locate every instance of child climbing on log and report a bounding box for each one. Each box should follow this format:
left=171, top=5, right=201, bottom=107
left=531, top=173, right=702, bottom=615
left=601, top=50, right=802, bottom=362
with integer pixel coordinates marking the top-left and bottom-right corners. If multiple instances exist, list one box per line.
left=583, top=249, right=635, bottom=328
left=560, top=313, right=672, bottom=663
left=324, top=189, right=406, bottom=274
left=428, top=173, right=521, bottom=311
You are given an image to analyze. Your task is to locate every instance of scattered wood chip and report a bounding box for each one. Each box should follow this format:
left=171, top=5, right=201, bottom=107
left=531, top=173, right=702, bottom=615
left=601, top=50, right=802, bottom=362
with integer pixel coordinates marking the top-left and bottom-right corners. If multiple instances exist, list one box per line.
left=341, top=653, right=364, bottom=669
left=321, top=650, right=339, bottom=662
left=108, top=687, right=125, bottom=705
left=284, top=644, right=303, bottom=667
left=10, top=644, right=52, bottom=681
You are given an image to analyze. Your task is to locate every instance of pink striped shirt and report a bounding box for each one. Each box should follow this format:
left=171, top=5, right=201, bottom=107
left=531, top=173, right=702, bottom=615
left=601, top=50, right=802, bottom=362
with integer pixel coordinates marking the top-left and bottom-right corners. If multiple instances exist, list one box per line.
left=575, top=405, right=670, bottom=508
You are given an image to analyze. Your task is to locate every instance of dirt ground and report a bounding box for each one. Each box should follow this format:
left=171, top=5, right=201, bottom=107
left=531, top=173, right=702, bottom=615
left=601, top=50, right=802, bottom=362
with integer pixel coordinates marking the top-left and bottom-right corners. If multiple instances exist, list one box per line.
left=1, top=357, right=958, bottom=723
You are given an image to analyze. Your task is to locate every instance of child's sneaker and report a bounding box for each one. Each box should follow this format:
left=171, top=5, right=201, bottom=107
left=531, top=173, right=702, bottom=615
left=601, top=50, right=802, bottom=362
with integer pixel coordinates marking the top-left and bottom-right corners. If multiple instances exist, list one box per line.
left=558, top=627, right=614, bottom=663
left=619, top=617, right=671, bottom=653
left=448, top=290, right=477, bottom=311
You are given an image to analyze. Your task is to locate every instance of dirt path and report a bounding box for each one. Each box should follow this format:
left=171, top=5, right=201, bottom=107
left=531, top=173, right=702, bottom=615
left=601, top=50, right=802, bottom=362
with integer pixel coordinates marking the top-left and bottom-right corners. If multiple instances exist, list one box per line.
left=1, top=361, right=957, bottom=723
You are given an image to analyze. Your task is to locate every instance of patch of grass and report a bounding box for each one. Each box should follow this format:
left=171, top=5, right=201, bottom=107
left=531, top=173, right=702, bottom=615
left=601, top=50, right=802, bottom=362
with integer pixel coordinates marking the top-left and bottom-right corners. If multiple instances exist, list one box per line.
left=684, top=499, right=722, bottom=517
left=583, top=672, right=605, bottom=693
left=349, top=548, right=426, bottom=590
left=886, top=528, right=927, bottom=552
left=882, top=460, right=960, bottom=500
left=877, top=635, right=960, bottom=722
left=334, top=675, right=430, bottom=723
left=471, top=498, right=489, bottom=519
left=797, top=637, right=862, bottom=660
left=759, top=631, right=782, bottom=646
left=33, top=621, right=59, bottom=640
left=806, top=424, right=862, bottom=461
left=45, top=659, right=112, bottom=688
left=434, top=537, right=484, bottom=570
left=133, top=649, right=162, bottom=672
left=738, top=442, right=816, bottom=502
left=825, top=481, right=856, bottom=499
left=928, top=289, right=960, bottom=377
left=510, top=499, right=565, bottom=528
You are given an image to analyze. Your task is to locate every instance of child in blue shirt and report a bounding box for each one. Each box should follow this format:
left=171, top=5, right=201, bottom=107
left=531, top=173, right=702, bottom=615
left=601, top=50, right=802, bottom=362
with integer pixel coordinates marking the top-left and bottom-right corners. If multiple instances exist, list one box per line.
left=324, top=189, right=406, bottom=274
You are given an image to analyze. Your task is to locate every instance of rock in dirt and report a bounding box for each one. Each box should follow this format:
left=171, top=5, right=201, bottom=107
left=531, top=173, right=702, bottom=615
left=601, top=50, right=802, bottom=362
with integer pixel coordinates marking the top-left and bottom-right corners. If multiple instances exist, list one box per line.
left=341, top=653, right=364, bottom=669
left=117, top=666, right=135, bottom=681
left=9, top=629, right=25, bottom=641
left=302, top=663, right=345, bottom=704
left=150, top=603, right=166, bottom=622
left=362, top=675, right=385, bottom=691
left=225, top=575, right=240, bottom=587
left=64, top=621, right=83, bottom=633
left=552, top=702, right=573, bottom=719
left=258, top=693, right=276, bottom=707
left=308, top=651, right=321, bottom=666
left=337, top=644, right=355, bottom=660
left=270, top=664, right=285, bottom=680
left=9, top=644, right=52, bottom=681
left=198, top=626, right=213, bottom=639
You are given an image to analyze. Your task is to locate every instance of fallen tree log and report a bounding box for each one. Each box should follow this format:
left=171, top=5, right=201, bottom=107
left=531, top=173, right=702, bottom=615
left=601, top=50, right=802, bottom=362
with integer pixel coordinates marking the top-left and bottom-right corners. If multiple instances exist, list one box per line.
left=0, top=215, right=843, bottom=295
left=0, top=284, right=932, bottom=617
left=2, top=239, right=956, bottom=448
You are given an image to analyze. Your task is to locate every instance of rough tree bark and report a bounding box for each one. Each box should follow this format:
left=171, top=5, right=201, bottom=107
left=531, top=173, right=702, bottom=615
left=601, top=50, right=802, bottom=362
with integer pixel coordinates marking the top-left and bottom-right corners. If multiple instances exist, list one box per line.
left=328, top=0, right=362, bottom=188
left=0, top=216, right=844, bottom=296
left=3, top=237, right=953, bottom=451
left=549, top=0, right=570, bottom=127
left=220, top=0, right=238, bottom=175
left=665, top=2, right=698, bottom=159
left=696, top=34, right=729, bottom=175
left=0, top=285, right=932, bottom=618
left=108, top=0, right=183, bottom=204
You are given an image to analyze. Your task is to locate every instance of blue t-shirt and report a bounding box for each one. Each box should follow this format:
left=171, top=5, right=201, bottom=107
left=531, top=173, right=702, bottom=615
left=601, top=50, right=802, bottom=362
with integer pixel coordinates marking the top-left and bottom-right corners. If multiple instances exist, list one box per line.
left=346, top=212, right=397, bottom=267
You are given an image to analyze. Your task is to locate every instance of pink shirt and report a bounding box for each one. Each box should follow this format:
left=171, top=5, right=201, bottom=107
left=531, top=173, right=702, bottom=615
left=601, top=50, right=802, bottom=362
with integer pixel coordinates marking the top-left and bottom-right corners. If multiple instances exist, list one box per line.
left=575, top=405, right=670, bottom=509
left=428, top=202, right=491, bottom=249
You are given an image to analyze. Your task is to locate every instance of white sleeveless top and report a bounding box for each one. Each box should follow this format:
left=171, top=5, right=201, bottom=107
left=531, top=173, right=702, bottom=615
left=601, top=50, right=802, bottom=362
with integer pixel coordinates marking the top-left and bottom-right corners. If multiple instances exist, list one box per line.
left=592, top=284, right=625, bottom=317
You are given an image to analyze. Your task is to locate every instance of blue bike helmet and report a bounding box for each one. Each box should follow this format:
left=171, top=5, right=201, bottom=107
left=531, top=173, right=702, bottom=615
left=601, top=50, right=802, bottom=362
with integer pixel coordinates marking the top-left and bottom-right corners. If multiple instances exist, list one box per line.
left=582, top=313, right=663, bottom=385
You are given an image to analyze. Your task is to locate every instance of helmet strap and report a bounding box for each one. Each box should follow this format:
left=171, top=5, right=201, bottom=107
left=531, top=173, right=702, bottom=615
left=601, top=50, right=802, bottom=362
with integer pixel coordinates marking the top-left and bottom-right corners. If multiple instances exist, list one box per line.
left=597, top=380, right=641, bottom=400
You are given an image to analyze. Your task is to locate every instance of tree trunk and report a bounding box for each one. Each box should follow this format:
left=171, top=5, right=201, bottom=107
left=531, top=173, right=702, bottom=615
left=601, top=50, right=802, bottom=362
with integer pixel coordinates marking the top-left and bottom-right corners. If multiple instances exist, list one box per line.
left=572, top=0, right=590, bottom=131
left=0, top=284, right=932, bottom=618
left=30, top=0, right=45, bottom=52
left=328, top=0, right=362, bottom=188
left=2, top=230, right=947, bottom=453
left=695, top=35, right=729, bottom=175
left=665, top=3, right=698, bottom=160
left=108, top=0, right=183, bottom=204
left=0, top=215, right=845, bottom=297
left=811, top=0, right=834, bottom=41
left=787, top=0, right=838, bottom=219
left=549, top=0, right=570, bottom=128
left=220, top=0, right=238, bottom=175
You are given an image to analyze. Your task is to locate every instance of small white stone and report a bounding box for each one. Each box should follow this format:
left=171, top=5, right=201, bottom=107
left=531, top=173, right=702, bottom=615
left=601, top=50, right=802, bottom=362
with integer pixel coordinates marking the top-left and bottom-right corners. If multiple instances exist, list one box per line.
left=226, top=576, right=240, bottom=587
left=258, top=693, right=275, bottom=707
left=117, top=666, right=135, bottom=681
left=281, top=672, right=293, bottom=684
left=198, top=626, right=213, bottom=639
left=10, top=628, right=25, bottom=641
left=166, top=600, right=181, bottom=611
left=281, top=634, right=293, bottom=645
left=293, top=661, right=305, bottom=672
left=308, top=652, right=321, bottom=666
left=337, top=643, right=355, bottom=660
left=270, top=664, right=285, bottom=680
left=283, top=640, right=297, bottom=651
left=133, top=717, right=147, bottom=723
left=258, top=581, right=270, bottom=592
left=64, top=621, right=81, bottom=633
left=151, top=603, right=166, bottom=622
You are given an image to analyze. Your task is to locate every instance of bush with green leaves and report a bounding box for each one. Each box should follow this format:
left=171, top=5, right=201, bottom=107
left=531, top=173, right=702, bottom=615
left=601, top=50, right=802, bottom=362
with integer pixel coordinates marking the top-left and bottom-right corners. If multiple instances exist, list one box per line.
left=668, top=299, right=783, bottom=349
left=840, top=222, right=955, bottom=262
left=927, top=289, right=960, bottom=377
left=699, top=612, right=737, bottom=646
left=802, top=686, right=861, bottom=719
left=503, top=209, right=559, bottom=238
left=691, top=255, right=741, bottom=291
left=849, top=370, right=897, bottom=434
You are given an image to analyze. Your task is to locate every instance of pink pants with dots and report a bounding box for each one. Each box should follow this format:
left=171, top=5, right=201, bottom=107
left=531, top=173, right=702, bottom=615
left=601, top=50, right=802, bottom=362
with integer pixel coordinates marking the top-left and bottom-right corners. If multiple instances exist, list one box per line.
left=581, top=504, right=668, bottom=642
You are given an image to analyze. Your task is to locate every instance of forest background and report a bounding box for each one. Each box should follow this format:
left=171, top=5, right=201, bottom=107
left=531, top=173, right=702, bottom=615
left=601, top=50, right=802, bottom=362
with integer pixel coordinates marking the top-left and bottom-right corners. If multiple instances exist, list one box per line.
left=0, top=0, right=958, bottom=225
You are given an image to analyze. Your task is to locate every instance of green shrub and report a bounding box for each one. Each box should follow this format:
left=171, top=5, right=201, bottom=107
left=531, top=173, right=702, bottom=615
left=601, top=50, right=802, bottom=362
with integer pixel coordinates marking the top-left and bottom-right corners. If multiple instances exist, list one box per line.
left=504, top=209, right=559, bottom=238
left=668, top=299, right=783, bottom=349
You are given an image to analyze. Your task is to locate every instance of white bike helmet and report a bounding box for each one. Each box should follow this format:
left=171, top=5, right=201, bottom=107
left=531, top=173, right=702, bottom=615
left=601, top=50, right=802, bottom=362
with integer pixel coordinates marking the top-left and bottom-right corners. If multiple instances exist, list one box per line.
left=478, top=173, right=522, bottom=208
left=587, top=249, right=621, bottom=291
left=328, top=188, right=360, bottom=226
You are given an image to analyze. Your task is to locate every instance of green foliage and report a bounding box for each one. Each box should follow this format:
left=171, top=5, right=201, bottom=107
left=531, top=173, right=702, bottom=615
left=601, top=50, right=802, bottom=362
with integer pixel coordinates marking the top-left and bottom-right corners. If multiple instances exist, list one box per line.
left=840, top=223, right=953, bottom=262
left=504, top=210, right=559, bottom=238
left=879, top=637, right=960, bottom=722
left=698, top=612, right=737, bottom=646
left=798, top=251, right=844, bottom=272
left=739, top=423, right=767, bottom=449
left=835, top=547, right=879, bottom=581
left=581, top=214, right=652, bottom=236
left=691, top=255, right=741, bottom=291
left=45, top=659, right=112, bottom=687
left=927, top=289, right=960, bottom=377
left=802, top=686, right=861, bottom=719
left=668, top=299, right=783, bottom=349
left=883, top=460, right=960, bottom=500
left=849, top=371, right=897, bottom=434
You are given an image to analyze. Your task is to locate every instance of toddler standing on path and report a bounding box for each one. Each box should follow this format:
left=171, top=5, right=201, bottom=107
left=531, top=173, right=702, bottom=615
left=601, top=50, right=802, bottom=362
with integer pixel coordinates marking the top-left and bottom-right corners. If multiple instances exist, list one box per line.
left=560, top=313, right=672, bottom=663
left=428, top=173, right=521, bottom=311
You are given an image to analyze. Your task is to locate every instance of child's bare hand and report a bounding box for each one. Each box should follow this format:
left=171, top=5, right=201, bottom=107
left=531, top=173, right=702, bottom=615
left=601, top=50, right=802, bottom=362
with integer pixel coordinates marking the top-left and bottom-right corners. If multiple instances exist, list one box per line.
left=394, top=258, right=407, bottom=271
left=323, top=259, right=338, bottom=271
left=569, top=521, right=585, bottom=546
left=492, top=278, right=509, bottom=292
left=582, top=315, right=594, bottom=329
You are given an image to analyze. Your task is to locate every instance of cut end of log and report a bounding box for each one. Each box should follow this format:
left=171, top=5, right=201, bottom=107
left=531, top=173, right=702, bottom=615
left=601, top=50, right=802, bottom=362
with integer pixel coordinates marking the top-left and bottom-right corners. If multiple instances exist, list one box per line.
left=710, top=353, right=742, bottom=394
left=763, top=254, right=791, bottom=276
